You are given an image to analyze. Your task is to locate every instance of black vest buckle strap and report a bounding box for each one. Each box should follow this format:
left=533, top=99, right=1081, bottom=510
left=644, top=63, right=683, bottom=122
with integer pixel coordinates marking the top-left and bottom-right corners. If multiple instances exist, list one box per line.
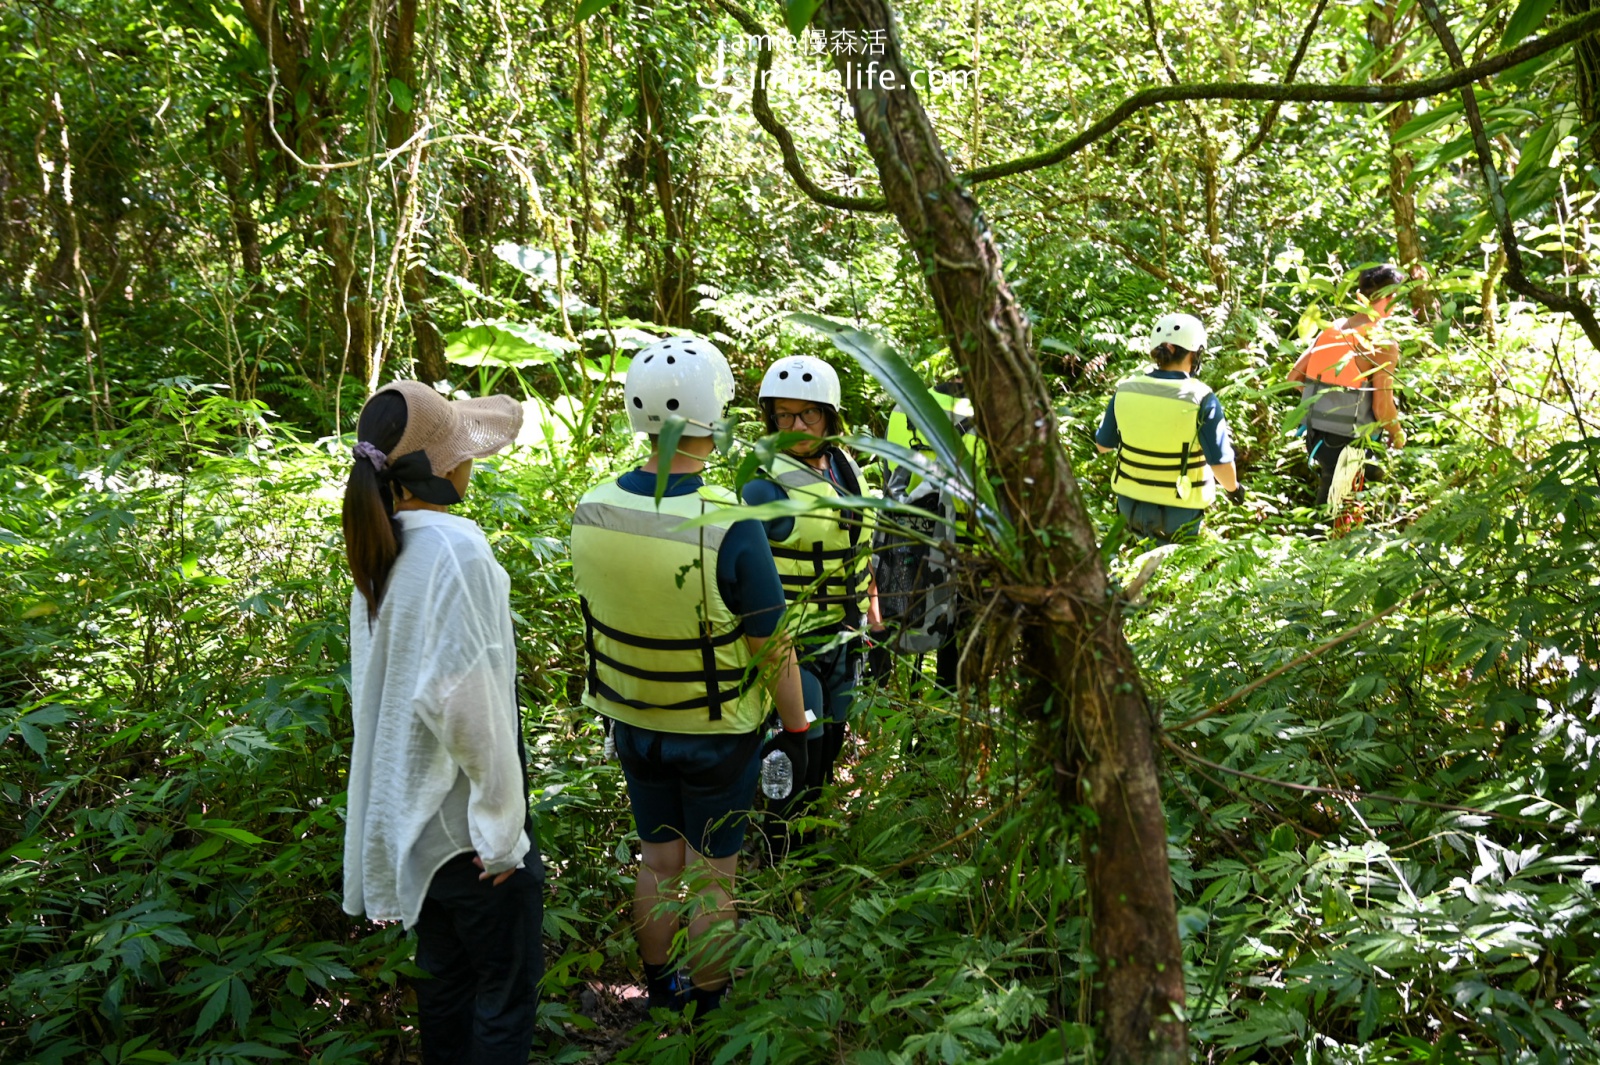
left=699, top=619, right=724, bottom=721
left=579, top=597, right=601, bottom=698
left=1177, top=442, right=1192, bottom=500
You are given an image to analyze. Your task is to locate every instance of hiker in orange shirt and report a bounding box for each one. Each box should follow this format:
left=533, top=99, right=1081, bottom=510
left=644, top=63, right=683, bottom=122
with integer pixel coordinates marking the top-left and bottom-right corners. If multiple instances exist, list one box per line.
left=1287, top=264, right=1407, bottom=506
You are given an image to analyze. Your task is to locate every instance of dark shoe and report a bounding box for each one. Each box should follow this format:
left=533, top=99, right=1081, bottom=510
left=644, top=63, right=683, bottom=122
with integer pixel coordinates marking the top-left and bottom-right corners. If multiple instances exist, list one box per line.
left=687, top=983, right=727, bottom=1020
left=643, top=961, right=690, bottom=1012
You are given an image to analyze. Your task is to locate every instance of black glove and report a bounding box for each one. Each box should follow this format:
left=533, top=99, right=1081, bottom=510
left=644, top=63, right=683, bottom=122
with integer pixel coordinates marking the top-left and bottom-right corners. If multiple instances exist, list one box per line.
left=1227, top=486, right=1247, bottom=506
left=762, top=727, right=811, bottom=800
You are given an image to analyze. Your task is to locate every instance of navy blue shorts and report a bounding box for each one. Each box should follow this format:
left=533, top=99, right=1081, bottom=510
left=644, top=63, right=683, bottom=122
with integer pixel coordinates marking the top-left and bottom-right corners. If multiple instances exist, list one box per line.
left=1117, top=496, right=1204, bottom=544
left=611, top=721, right=762, bottom=859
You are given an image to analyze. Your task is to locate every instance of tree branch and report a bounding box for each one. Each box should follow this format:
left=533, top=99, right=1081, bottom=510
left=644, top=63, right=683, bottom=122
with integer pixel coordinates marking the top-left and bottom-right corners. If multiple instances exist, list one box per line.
left=716, top=2, right=1600, bottom=213
left=712, top=0, right=889, bottom=211
left=1232, top=0, right=1332, bottom=164
left=962, top=6, right=1600, bottom=185
left=1415, top=0, right=1600, bottom=354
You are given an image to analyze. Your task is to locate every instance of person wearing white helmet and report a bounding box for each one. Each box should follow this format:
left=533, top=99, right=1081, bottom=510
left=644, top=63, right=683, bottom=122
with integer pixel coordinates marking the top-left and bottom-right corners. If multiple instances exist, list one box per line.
left=1094, top=313, right=1243, bottom=543
left=569, top=335, right=808, bottom=1016
left=740, top=354, right=880, bottom=850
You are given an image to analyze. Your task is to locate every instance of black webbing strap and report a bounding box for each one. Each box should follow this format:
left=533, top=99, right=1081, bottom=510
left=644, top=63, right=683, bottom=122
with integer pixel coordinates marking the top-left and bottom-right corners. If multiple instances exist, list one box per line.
left=1176, top=442, right=1192, bottom=499
left=1118, top=440, right=1189, bottom=459
left=587, top=671, right=758, bottom=714
left=1117, top=453, right=1192, bottom=472
left=700, top=620, right=723, bottom=721
left=770, top=544, right=855, bottom=562
left=588, top=644, right=749, bottom=685
left=583, top=602, right=746, bottom=650
left=579, top=597, right=600, bottom=697
left=580, top=593, right=750, bottom=722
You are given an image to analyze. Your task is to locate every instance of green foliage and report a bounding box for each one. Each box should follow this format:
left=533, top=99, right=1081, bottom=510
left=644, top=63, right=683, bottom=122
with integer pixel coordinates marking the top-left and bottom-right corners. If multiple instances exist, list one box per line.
left=5, top=0, right=1600, bottom=1059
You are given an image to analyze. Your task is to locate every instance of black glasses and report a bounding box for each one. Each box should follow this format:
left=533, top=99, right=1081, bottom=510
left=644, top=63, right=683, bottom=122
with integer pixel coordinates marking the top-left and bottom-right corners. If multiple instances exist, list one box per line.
left=775, top=407, right=826, bottom=428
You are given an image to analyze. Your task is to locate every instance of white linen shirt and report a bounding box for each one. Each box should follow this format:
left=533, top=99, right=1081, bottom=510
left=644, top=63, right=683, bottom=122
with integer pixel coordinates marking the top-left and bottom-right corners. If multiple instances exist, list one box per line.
left=343, top=509, right=530, bottom=929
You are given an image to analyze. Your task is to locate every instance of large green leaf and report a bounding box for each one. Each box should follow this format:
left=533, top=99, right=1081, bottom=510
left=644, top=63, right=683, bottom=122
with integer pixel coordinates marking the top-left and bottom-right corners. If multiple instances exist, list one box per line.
left=1393, top=99, right=1463, bottom=145
left=652, top=416, right=689, bottom=504
left=443, top=320, right=578, bottom=368
left=785, top=0, right=824, bottom=35
left=575, top=0, right=621, bottom=20
left=491, top=243, right=560, bottom=288
left=788, top=312, right=1009, bottom=543
left=1502, top=162, right=1562, bottom=222
left=1501, top=0, right=1559, bottom=45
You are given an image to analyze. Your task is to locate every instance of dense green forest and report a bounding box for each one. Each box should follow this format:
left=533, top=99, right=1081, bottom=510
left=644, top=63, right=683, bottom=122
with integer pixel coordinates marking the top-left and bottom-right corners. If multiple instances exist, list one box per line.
left=3, top=0, right=1599, bottom=1060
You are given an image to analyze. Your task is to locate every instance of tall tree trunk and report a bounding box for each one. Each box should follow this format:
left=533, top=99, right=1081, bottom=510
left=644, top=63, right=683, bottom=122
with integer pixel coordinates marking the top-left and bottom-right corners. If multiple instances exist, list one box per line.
left=1370, top=0, right=1434, bottom=315
left=239, top=0, right=373, bottom=388
left=636, top=46, right=695, bottom=327
left=386, top=0, right=447, bottom=384
left=816, top=2, right=1186, bottom=1059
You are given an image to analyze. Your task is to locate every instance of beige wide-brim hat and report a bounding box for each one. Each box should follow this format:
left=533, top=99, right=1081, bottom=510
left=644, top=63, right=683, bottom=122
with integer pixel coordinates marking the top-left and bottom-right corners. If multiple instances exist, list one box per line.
left=377, top=380, right=524, bottom=476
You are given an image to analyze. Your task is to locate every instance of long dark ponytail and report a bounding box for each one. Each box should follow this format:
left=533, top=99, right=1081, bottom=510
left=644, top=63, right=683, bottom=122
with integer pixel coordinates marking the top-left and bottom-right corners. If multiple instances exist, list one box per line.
left=342, top=391, right=408, bottom=622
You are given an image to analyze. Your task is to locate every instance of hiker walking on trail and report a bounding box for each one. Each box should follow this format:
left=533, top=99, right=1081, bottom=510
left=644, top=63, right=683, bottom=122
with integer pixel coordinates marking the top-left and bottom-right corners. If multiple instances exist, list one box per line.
left=1096, top=313, right=1242, bottom=544
left=340, top=382, right=544, bottom=1065
left=1287, top=263, right=1407, bottom=507
left=741, top=355, right=879, bottom=847
left=569, top=336, right=808, bottom=1017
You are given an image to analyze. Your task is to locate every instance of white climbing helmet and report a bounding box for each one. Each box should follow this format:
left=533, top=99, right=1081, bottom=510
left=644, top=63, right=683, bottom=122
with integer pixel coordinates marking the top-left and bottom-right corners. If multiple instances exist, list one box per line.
left=758, top=355, right=841, bottom=409
left=624, top=336, right=735, bottom=437
left=1150, top=313, right=1208, bottom=354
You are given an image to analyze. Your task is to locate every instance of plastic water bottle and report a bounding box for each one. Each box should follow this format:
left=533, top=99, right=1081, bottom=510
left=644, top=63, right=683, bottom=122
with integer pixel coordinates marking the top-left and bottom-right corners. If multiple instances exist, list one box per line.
left=760, top=749, right=792, bottom=799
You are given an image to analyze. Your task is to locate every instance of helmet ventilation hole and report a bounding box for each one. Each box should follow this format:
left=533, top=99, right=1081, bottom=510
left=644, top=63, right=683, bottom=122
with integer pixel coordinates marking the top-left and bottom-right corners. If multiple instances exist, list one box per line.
left=632, top=397, right=643, bottom=408
left=666, top=355, right=676, bottom=364
left=666, top=398, right=680, bottom=411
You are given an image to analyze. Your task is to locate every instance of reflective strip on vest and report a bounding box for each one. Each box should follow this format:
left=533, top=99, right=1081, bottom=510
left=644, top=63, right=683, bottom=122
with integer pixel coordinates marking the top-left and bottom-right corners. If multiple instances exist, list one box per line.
left=570, top=480, right=765, bottom=735
left=1109, top=375, right=1217, bottom=510
left=763, top=452, right=874, bottom=634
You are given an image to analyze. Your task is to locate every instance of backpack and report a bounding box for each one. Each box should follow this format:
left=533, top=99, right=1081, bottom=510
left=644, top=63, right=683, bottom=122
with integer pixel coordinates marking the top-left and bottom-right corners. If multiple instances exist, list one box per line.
left=872, top=413, right=967, bottom=655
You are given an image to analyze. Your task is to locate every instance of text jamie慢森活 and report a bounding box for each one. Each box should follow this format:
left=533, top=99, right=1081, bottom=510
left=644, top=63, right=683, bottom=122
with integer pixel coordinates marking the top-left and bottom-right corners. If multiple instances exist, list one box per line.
left=697, top=33, right=979, bottom=93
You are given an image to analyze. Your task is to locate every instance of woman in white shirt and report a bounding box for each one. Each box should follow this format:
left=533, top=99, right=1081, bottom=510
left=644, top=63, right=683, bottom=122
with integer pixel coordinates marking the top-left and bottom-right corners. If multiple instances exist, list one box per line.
left=340, top=381, right=541, bottom=1064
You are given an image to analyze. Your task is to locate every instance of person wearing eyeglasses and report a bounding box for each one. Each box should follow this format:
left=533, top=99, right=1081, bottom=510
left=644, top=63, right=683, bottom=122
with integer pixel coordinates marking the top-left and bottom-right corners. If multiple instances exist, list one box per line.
left=741, top=355, right=881, bottom=853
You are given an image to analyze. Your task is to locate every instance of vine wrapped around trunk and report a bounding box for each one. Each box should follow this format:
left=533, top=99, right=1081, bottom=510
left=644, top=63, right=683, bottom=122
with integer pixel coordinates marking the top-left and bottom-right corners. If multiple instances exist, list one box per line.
left=812, top=0, right=1187, bottom=1058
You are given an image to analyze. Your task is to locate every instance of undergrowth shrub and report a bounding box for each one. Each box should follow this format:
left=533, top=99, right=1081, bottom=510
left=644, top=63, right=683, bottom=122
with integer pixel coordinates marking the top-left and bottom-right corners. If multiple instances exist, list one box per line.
left=4, top=378, right=1598, bottom=1065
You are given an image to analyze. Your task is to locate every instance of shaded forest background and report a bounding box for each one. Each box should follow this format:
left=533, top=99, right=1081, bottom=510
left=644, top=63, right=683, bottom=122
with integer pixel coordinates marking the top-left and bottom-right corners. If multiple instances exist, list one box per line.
left=2, top=0, right=1599, bottom=1061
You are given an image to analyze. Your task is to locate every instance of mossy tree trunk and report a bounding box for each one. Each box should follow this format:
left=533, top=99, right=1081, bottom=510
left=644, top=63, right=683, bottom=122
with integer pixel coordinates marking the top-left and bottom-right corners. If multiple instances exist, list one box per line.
left=815, top=0, right=1187, bottom=1059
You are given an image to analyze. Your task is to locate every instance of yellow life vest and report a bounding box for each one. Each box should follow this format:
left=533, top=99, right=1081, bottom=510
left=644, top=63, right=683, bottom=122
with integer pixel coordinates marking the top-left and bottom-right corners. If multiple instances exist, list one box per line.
left=884, top=407, right=983, bottom=542
left=1109, top=374, right=1217, bottom=510
left=763, top=451, right=873, bottom=635
left=570, top=479, right=766, bottom=735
